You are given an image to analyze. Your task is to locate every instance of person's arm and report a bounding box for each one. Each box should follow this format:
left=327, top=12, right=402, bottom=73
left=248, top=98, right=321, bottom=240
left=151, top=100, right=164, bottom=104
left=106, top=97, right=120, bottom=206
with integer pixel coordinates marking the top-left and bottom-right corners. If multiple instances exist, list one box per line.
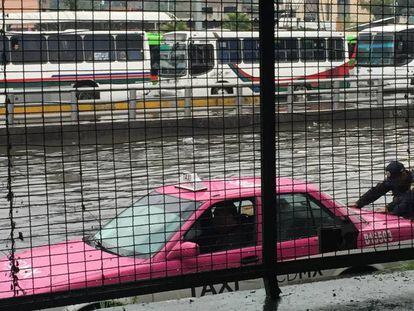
left=354, top=181, right=390, bottom=208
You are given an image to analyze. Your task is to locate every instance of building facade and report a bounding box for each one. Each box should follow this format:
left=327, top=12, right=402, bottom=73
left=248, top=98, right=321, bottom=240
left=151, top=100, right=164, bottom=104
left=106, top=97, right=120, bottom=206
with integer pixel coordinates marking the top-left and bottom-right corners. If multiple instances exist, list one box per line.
left=0, top=0, right=40, bottom=12
left=284, top=0, right=372, bottom=30
left=1, top=0, right=374, bottom=31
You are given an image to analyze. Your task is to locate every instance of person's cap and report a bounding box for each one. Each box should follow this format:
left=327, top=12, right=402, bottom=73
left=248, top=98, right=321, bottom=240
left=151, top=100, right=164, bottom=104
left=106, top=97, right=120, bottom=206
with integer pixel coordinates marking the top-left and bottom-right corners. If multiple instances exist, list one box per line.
left=385, top=161, right=405, bottom=176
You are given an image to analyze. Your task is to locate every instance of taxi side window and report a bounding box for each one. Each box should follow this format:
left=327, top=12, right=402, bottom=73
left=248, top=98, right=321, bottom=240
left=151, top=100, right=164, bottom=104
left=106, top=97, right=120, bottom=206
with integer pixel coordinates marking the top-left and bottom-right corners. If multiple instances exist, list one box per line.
left=309, top=197, right=337, bottom=229
left=184, top=198, right=256, bottom=254
left=277, top=194, right=337, bottom=242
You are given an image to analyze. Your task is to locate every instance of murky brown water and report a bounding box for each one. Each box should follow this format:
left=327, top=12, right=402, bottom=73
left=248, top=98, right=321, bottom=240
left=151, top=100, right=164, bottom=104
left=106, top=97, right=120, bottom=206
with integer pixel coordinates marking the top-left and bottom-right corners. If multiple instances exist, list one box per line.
left=0, top=118, right=412, bottom=254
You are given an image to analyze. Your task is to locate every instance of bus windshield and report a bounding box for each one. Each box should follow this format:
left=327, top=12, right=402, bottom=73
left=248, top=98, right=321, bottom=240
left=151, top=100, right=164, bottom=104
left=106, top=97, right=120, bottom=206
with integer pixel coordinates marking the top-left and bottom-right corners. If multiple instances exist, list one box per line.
left=357, top=33, right=395, bottom=66
left=159, top=41, right=187, bottom=77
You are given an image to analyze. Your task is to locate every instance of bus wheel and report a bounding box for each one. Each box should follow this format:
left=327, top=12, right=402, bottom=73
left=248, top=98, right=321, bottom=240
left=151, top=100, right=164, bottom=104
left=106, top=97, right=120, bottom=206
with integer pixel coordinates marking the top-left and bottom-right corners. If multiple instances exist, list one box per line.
left=74, top=81, right=100, bottom=100
left=211, top=87, right=234, bottom=95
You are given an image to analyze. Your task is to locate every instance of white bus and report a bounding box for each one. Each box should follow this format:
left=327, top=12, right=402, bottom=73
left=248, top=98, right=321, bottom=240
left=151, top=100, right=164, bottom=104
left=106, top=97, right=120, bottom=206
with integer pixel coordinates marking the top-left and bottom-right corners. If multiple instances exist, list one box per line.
left=356, top=24, right=414, bottom=88
left=2, top=11, right=175, bottom=31
left=0, top=29, right=152, bottom=102
left=157, top=30, right=351, bottom=98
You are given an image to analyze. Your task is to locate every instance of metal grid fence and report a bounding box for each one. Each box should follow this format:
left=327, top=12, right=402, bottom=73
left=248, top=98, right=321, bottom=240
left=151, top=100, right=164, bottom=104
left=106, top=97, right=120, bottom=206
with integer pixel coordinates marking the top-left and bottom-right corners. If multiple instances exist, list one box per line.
left=0, top=0, right=414, bottom=310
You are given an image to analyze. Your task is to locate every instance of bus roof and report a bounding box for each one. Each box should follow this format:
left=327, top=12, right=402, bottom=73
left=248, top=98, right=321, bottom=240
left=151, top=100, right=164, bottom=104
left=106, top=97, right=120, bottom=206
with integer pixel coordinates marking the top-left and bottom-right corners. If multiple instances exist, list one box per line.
left=359, top=24, right=414, bottom=34
left=5, top=29, right=147, bottom=36
left=164, top=30, right=345, bottom=40
left=1, top=10, right=175, bottom=26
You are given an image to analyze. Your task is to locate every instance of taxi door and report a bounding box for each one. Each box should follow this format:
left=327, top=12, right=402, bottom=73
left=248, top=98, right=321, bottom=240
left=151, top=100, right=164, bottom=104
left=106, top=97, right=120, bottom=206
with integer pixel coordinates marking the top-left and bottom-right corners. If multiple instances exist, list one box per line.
left=263, top=193, right=339, bottom=261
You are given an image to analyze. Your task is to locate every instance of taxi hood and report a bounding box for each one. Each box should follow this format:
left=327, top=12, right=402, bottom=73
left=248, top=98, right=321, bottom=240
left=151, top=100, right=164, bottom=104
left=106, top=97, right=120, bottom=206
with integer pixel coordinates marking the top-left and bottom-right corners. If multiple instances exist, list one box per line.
left=355, top=208, right=412, bottom=226
left=0, top=239, right=145, bottom=299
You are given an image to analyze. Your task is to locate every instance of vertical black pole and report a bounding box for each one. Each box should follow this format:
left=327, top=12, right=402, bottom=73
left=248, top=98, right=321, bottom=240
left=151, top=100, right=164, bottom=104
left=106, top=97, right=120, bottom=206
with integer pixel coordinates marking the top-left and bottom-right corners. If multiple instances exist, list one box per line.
left=259, top=0, right=280, bottom=299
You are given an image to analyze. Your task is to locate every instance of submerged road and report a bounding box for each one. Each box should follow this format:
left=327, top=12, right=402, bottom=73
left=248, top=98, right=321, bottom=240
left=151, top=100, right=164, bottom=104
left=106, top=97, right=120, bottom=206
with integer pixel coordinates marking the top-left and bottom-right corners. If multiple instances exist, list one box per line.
left=0, top=114, right=412, bottom=253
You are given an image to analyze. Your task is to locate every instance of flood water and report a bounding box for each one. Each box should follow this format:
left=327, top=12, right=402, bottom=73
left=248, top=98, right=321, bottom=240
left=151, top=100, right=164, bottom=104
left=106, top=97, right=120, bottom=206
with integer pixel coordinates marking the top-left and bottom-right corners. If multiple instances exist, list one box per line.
left=0, top=118, right=412, bottom=254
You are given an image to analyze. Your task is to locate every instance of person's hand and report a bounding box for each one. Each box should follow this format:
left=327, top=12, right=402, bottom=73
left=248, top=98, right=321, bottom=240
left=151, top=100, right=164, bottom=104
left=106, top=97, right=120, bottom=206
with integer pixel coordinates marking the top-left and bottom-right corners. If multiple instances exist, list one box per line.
left=375, top=207, right=387, bottom=213
left=348, top=202, right=359, bottom=209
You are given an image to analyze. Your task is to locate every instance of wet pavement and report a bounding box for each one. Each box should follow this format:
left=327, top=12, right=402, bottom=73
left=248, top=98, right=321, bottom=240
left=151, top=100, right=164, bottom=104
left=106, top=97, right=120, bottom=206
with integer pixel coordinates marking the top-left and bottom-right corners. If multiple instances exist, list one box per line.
left=104, top=270, right=414, bottom=311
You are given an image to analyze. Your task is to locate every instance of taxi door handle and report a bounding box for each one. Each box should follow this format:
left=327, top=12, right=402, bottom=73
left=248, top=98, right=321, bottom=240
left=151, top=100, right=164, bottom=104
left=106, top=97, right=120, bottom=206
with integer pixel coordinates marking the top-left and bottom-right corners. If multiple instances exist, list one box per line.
left=241, top=256, right=259, bottom=265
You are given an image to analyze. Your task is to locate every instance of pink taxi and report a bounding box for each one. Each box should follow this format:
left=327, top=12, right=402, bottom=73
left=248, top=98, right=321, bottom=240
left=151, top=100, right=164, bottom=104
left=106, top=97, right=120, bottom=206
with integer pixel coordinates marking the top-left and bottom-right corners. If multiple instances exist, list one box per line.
left=0, top=176, right=413, bottom=303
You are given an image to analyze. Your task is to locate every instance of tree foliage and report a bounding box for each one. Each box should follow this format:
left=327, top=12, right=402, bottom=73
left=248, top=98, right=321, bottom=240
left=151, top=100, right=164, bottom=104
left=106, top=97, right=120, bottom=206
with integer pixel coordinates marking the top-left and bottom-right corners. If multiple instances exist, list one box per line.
left=60, top=0, right=101, bottom=10
left=223, top=13, right=252, bottom=31
left=396, top=0, right=414, bottom=15
left=360, top=0, right=395, bottom=20
left=160, top=21, right=188, bottom=32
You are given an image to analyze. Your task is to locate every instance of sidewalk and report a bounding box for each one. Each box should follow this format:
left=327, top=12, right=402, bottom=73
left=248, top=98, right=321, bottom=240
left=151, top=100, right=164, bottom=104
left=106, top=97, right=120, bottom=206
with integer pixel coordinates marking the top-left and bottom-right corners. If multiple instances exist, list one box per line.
left=104, top=270, right=414, bottom=311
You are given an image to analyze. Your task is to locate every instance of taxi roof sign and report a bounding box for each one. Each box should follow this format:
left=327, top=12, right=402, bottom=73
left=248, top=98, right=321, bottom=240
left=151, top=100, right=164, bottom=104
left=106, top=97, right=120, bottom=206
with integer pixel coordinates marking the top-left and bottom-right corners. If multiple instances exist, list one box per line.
left=176, top=172, right=207, bottom=192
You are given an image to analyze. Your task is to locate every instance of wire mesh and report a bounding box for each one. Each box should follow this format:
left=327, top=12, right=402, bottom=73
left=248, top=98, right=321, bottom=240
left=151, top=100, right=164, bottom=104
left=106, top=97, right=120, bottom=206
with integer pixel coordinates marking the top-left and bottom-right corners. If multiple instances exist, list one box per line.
left=0, top=0, right=413, bottom=310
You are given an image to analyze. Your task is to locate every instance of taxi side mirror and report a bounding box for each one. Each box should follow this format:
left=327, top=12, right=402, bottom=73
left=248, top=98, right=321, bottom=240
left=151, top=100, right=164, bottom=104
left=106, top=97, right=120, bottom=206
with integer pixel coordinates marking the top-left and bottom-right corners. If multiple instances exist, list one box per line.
left=167, top=241, right=199, bottom=260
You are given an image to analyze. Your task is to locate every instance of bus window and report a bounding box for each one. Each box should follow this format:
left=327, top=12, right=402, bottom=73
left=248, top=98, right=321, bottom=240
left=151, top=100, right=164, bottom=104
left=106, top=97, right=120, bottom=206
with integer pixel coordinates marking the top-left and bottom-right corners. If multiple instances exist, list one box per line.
left=275, top=38, right=299, bottom=62
left=356, top=34, right=371, bottom=66
left=189, top=44, right=214, bottom=75
left=0, top=37, right=9, bottom=64
left=328, top=38, right=345, bottom=61
left=243, top=39, right=259, bottom=63
left=346, top=34, right=357, bottom=59
left=84, top=34, right=115, bottom=62
left=218, top=39, right=240, bottom=64
left=150, top=45, right=160, bottom=74
left=147, top=33, right=162, bottom=72
left=48, top=35, right=83, bottom=63
left=371, top=34, right=394, bottom=66
left=159, top=42, right=187, bottom=77
left=394, top=31, right=414, bottom=66
left=116, top=34, right=144, bottom=61
left=301, top=38, right=326, bottom=61
left=11, top=35, right=47, bottom=64
left=348, top=42, right=356, bottom=58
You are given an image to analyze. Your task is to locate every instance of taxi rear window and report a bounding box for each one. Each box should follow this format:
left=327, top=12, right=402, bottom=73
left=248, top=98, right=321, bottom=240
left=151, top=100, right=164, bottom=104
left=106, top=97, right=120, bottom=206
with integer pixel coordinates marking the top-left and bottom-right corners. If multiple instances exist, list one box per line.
left=276, top=193, right=339, bottom=241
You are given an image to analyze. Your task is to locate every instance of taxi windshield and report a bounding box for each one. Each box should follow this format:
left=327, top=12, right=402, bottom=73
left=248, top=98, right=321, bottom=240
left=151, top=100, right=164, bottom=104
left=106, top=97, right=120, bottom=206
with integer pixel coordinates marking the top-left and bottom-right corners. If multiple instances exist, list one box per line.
left=91, top=192, right=201, bottom=258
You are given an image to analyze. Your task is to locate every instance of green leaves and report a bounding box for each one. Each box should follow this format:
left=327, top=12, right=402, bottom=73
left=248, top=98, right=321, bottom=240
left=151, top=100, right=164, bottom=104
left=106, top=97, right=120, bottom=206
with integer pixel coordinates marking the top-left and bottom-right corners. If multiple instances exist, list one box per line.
left=360, top=0, right=395, bottom=20
left=160, top=22, right=189, bottom=32
left=223, top=13, right=253, bottom=31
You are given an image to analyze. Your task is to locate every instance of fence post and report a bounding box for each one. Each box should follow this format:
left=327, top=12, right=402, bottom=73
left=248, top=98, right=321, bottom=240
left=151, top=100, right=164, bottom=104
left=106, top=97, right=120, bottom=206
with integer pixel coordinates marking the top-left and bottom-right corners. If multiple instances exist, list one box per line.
left=129, top=89, right=137, bottom=120
left=7, top=94, right=14, bottom=126
left=286, top=84, right=293, bottom=113
left=333, top=81, right=340, bottom=110
left=236, top=85, right=243, bottom=115
left=259, top=0, right=280, bottom=300
left=71, top=91, right=78, bottom=122
left=184, top=87, right=192, bottom=117
left=376, top=78, right=383, bottom=107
